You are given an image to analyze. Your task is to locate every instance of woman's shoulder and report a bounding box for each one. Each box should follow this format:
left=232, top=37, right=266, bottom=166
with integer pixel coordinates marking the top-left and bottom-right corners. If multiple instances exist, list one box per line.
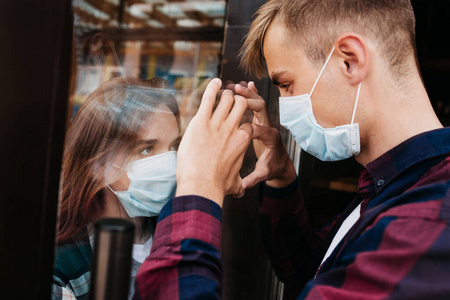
left=53, top=232, right=93, bottom=297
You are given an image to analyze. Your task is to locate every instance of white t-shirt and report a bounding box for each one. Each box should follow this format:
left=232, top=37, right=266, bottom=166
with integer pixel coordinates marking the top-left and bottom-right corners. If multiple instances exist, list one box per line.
left=88, top=232, right=152, bottom=263
left=132, top=236, right=153, bottom=263
left=317, top=202, right=362, bottom=274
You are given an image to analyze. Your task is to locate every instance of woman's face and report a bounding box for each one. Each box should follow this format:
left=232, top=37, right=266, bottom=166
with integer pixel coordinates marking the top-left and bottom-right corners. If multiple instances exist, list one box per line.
left=109, top=106, right=181, bottom=192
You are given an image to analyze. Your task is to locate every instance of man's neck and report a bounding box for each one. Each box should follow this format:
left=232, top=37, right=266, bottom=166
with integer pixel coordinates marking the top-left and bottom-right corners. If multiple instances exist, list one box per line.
left=355, top=72, right=443, bottom=167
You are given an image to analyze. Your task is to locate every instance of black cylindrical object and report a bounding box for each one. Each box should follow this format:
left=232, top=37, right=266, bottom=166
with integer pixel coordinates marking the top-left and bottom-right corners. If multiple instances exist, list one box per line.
left=90, top=218, right=135, bottom=300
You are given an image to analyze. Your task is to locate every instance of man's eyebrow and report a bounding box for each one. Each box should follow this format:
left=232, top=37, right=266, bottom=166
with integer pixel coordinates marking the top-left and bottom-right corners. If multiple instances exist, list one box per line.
left=172, top=136, right=182, bottom=145
left=271, top=71, right=286, bottom=86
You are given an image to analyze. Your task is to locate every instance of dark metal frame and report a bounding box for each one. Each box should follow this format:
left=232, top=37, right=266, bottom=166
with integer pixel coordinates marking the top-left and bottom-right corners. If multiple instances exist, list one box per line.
left=0, top=1, right=73, bottom=299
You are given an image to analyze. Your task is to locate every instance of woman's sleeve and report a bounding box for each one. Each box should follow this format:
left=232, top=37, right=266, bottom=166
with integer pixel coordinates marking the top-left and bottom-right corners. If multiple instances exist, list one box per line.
left=51, top=277, right=77, bottom=300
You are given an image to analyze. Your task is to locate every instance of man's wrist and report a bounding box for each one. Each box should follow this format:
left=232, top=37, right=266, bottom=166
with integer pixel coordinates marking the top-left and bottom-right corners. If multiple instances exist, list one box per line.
left=176, top=180, right=224, bottom=207
left=265, top=164, right=297, bottom=188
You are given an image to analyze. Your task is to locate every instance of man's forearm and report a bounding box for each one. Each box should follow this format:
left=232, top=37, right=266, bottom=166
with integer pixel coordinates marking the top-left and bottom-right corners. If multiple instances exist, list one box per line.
left=133, top=196, right=223, bottom=300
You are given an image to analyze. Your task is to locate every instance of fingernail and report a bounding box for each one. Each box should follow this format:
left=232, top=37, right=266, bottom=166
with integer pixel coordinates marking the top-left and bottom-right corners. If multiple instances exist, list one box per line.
left=212, top=78, right=221, bottom=85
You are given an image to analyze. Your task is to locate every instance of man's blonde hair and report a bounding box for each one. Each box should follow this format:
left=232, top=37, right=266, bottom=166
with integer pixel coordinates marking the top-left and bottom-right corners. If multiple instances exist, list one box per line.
left=240, top=0, right=417, bottom=79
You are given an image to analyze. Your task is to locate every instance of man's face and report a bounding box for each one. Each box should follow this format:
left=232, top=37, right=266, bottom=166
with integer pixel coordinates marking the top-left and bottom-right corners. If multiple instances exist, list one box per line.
left=262, top=20, right=356, bottom=129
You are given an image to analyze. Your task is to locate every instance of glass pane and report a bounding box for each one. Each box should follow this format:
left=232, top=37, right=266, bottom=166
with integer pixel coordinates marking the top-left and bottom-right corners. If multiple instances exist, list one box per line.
left=52, top=1, right=226, bottom=299
left=70, top=0, right=226, bottom=131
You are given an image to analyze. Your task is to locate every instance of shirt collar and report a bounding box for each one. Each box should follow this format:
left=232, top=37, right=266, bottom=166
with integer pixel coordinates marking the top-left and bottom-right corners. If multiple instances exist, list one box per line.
left=358, top=127, right=450, bottom=199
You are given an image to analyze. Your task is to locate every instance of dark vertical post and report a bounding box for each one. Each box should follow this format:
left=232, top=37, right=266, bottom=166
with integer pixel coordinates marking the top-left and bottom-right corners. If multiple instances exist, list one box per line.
left=0, top=0, right=73, bottom=298
left=220, top=0, right=283, bottom=299
left=90, top=219, right=135, bottom=300
left=118, top=0, right=126, bottom=28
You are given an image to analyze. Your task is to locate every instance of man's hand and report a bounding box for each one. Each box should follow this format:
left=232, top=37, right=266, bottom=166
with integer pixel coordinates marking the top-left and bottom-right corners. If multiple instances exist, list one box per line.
left=176, top=78, right=253, bottom=206
left=235, top=82, right=297, bottom=189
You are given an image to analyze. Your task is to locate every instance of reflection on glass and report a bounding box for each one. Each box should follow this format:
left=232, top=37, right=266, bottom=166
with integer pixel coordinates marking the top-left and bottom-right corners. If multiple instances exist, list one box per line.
left=70, top=0, right=225, bottom=130
left=52, top=1, right=226, bottom=299
left=53, top=76, right=181, bottom=299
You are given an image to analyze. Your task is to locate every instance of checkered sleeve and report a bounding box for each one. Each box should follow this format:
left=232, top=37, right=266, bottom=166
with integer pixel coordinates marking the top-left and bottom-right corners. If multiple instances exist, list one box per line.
left=259, top=178, right=336, bottom=287
left=51, top=279, right=77, bottom=300
left=133, top=195, right=223, bottom=300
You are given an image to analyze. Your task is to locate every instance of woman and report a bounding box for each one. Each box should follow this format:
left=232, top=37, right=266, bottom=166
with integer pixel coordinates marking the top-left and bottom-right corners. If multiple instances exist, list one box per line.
left=52, top=76, right=181, bottom=299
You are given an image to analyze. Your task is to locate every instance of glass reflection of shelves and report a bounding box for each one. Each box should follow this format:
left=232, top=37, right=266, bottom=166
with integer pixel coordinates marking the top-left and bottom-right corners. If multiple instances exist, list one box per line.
left=312, top=177, right=359, bottom=194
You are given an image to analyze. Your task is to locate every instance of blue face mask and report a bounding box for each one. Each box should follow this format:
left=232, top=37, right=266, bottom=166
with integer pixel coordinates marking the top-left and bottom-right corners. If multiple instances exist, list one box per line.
left=279, top=46, right=361, bottom=161
left=109, top=151, right=177, bottom=217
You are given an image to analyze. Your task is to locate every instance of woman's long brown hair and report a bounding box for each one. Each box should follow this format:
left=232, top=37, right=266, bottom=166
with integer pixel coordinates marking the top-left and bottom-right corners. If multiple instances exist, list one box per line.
left=57, top=76, right=179, bottom=244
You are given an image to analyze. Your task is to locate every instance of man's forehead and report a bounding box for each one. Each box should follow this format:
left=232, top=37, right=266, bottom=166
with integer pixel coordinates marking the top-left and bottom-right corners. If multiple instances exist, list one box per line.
left=270, top=70, right=287, bottom=84
left=263, top=21, right=287, bottom=49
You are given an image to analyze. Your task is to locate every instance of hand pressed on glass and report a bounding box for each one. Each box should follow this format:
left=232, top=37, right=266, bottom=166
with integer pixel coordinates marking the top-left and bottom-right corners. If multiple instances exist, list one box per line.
left=175, top=78, right=253, bottom=206
left=234, top=82, right=297, bottom=189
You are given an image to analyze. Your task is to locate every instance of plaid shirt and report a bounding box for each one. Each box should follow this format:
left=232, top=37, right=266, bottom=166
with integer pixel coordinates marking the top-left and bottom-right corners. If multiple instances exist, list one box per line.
left=262, top=127, right=450, bottom=299
left=133, top=196, right=223, bottom=299
left=52, top=233, right=92, bottom=300
left=52, top=229, right=144, bottom=300
left=134, top=127, right=450, bottom=299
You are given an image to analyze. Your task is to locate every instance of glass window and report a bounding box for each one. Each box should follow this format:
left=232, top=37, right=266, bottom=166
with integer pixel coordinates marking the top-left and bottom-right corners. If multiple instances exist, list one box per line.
left=52, top=1, right=226, bottom=299
left=70, top=0, right=226, bottom=131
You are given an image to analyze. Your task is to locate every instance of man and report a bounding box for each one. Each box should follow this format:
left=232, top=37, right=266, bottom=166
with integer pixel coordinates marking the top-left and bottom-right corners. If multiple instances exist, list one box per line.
left=134, top=0, right=450, bottom=299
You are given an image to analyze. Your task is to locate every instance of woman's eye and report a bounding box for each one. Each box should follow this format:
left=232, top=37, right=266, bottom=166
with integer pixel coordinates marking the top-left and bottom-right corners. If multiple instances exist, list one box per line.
left=140, top=147, right=153, bottom=155
left=280, top=84, right=291, bottom=92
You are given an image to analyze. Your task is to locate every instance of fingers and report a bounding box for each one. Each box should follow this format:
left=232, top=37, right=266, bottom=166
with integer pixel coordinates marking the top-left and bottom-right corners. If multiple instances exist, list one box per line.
left=235, top=81, right=262, bottom=99
left=232, top=176, right=246, bottom=198
left=242, top=167, right=269, bottom=189
left=227, top=95, right=248, bottom=127
left=252, top=123, right=279, bottom=144
left=246, top=98, right=272, bottom=127
left=225, top=81, right=249, bottom=94
left=212, top=92, right=249, bottom=129
left=239, top=81, right=249, bottom=88
left=237, top=123, right=254, bottom=154
left=239, top=122, right=253, bottom=138
left=197, top=78, right=222, bottom=119
left=247, top=98, right=267, bottom=113
left=248, top=81, right=258, bottom=94
left=212, top=90, right=234, bottom=122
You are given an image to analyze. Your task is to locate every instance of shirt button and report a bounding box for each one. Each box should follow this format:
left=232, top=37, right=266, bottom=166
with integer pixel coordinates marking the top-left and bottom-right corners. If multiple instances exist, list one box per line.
left=377, top=179, right=385, bottom=186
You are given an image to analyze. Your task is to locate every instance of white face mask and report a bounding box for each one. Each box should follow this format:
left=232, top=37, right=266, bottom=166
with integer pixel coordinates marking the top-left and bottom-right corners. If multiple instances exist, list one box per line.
left=279, top=46, right=361, bottom=161
left=109, top=151, right=177, bottom=217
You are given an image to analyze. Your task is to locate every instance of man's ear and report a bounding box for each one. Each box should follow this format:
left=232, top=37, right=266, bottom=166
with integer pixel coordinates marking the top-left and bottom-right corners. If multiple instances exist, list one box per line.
left=334, top=33, right=369, bottom=85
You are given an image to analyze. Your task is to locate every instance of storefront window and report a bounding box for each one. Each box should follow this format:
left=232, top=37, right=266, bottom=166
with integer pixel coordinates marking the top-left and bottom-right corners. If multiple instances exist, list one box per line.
left=70, top=0, right=226, bottom=130
left=52, top=1, right=226, bottom=298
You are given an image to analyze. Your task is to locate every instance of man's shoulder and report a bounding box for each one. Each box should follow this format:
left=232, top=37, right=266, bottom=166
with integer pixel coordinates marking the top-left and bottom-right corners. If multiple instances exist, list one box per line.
left=379, top=171, right=450, bottom=223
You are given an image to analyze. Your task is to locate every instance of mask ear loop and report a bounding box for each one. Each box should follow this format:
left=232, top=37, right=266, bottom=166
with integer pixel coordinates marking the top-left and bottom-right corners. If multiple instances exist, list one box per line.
left=106, top=185, right=128, bottom=219
left=308, top=45, right=362, bottom=125
left=310, top=46, right=336, bottom=97
left=351, top=83, right=362, bottom=125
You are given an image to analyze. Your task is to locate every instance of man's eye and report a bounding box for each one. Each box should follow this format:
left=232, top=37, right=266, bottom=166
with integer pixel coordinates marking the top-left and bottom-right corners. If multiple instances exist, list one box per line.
left=170, top=141, right=180, bottom=151
left=140, top=147, right=153, bottom=155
